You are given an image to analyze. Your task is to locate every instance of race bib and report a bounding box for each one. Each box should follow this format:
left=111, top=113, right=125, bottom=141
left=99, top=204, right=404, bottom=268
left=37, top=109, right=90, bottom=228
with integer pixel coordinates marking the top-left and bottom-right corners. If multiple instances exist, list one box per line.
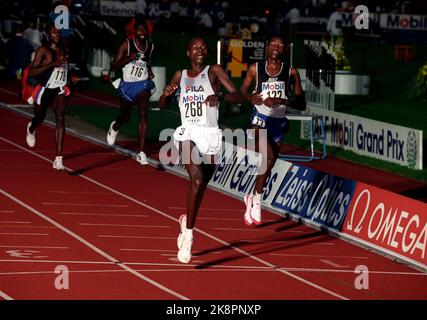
left=181, top=95, right=207, bottom=126
left=122, top=60, right=148, bottom=82
left=261, top=81, right=286, bottom=99
left=252, top=115, right=266, bottom=128
left=46, top=65, right=67, bottom=88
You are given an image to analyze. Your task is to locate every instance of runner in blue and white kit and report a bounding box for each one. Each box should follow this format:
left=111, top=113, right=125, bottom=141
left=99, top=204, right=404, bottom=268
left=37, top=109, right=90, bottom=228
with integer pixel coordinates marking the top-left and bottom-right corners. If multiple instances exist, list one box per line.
left=239, top=36, right=306, bottom=226
left=159, top=37, right=243, bottom=263
left=107, top=17, right=155, bottom=165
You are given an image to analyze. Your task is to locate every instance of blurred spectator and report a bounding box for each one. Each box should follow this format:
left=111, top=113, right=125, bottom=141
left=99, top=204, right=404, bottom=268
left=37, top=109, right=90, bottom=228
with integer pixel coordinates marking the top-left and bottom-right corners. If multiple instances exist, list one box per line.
left=198, top=10, right=213, bottom=34
left=284, top=3, right=300, bottom=43
left=6, top=23, right=33, bottom=79
left=23, top=19, right=43, bottom=50
left=327, top=4, right=343, bottom=39
left=136, top=0, right=147, bottom=15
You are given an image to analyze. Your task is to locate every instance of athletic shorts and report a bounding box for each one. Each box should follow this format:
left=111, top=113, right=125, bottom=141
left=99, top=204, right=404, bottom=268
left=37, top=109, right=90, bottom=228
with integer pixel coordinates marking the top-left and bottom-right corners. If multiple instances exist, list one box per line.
left=249, top=110, right=289, bottom=144
left=173, top=125, right=222, bottom=156
left=28, top=84, right=70, bottom=106
left=118, top=79, right=156, bottom=103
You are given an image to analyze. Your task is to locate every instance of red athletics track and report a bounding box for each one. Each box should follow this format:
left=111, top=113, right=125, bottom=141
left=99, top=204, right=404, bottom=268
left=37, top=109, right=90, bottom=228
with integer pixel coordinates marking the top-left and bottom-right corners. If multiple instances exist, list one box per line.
left=1, top=107, right=427, bottom=300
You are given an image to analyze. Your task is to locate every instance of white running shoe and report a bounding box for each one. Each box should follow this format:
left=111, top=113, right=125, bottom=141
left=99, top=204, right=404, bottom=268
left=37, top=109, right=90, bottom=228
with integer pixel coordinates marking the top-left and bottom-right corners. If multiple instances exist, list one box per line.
left=177, top=214, right=193, bottom=264
left=243, top=194, right=254, bottom=226
left=52, top=156, right=65, bottom=170
left=177, top=214, right=186, bottom=249
left=107, top=121, right=118, bottom=146
left=251, top=197, right=262, bottom=225
left=177, top=233, right=193, bottom=264
left=26, top=122, right=35, bottom=148
left=136, top=151, right=149, bottom=165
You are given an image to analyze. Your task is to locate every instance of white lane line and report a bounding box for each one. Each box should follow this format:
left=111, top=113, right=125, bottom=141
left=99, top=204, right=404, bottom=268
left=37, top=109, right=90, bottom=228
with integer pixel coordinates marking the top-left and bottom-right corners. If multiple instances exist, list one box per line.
left=0, top=221, right=31, bottom=224
left=99, top=235, right=176, bottom=240
left=0, top=268, right=275, bottom=276
left=0, top=232, right=49, bottom=236
left=59, top=212, right=149, bottom=218
left=48, top=190, right=113, bottom=195
left=269, top=253, right=368, bottom=259
left=0, top=259, right=114, bottom=264
left=0, top=290, right=13, bottom=300
left=278, top=267, right=427, bottom=276
left=0, top=135, right=349, bottom=300
left=42, top=202, right=128, bottom=207
left=0, top=189, right=188, bottom=300
left=121, top=248, right=177, bottom=253
left=241, top=239, right=334, bottom=246
left=0, top=245, right=68, bottom=249
left=199, top=217, right=275, bottom=222
left=120, top=248, right=222, bottom=254
left=79, top=223, right=170, bottom=228
left=213, top=227, right=302, bottom=233
left=320, top=260, right=350, bottom=268
left=74, top=93, right=117, bottom=107
left=0, top=88, right=19, bottom=96
left=169, top=206, right=244, bottom=212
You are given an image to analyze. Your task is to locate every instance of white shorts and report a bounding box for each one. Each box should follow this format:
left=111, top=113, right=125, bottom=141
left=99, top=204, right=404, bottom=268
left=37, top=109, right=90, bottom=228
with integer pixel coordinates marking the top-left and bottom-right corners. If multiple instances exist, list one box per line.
left=173, top=125, right=222, bottom=156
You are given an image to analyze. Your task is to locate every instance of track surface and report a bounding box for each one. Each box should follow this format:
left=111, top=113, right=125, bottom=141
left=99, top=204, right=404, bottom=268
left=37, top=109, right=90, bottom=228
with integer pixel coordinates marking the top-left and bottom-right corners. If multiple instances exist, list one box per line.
left=1, top=107, right=426, bottom=300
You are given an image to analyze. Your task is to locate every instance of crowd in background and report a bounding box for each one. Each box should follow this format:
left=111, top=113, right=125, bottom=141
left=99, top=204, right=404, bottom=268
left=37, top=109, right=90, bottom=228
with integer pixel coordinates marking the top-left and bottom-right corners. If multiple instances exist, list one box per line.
left=1, top=0, right=427, bottom=79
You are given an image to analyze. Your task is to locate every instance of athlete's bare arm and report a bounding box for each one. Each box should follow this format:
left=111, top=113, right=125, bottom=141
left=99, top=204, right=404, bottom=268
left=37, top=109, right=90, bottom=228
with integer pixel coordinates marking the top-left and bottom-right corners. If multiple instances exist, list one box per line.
left=205, top=64, right=243, bottom=107
left=239, top=63, right=263, bottom=105
left=110, top=41, right=137, bottom=71
left=158, top=70, right=182, bottom=109
left=287, top=67, right=306, bottom=111
left=29, top=47, right=63, bottom=77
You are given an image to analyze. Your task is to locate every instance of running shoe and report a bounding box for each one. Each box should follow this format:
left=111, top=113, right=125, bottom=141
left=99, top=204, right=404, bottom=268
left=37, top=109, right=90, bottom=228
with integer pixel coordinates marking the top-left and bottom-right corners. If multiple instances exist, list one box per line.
left=107, top=121, right=118, bottom=146
left=26, top=122, right=35, bottom=148
left=52, top=156, right=65, bottom=170
left=136, top=151, right=149, bottom=165
left=243, top=194, right=254, bottom=226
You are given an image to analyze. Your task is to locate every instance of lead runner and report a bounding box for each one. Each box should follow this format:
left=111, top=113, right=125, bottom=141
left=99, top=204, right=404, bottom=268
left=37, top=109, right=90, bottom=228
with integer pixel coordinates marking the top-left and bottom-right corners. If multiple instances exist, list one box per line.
left=159, top=37, right=243, bottom=263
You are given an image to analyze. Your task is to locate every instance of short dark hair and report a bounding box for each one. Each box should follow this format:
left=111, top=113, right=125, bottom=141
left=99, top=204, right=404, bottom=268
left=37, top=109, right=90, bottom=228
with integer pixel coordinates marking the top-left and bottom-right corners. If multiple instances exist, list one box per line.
left=134, top=14, right=147, bottom=30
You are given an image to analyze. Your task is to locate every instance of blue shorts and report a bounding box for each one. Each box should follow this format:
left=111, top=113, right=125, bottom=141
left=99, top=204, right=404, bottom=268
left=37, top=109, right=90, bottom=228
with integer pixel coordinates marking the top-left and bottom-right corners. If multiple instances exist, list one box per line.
left=118, top=80, right=156, bottom=103
left=250, top=110, right=289, bottom=143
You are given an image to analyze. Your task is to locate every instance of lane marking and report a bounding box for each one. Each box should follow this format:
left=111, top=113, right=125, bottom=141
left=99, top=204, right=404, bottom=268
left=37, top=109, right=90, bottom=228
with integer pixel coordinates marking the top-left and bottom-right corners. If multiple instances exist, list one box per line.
left=241, top=239, right=334, bottom=246
left=0, top=232, right=48, bottom=236
left=0, top=211, right=14, bottom=213
left=0, top=245, right=69, bottom=249
left=48, top=190, right=113, bottom=195
left=169, top=206, right=244, bottom=212
left=99, top=235, right=176, bottom=240
left=0, top=134, right=350, bottom=300
left=120, top=248, right=222, bottom=254
left=42, top=202, right=128, bottom=207
left=0, top=221, right=31, bottom=224
left=79, top=223, right=170, bottom=228
left=0, top=188, right=188, bottom=300
left=269, top=253, right=368, bottom=259
left=213, top=227, right=302, bottom=233
left=59, top=212, right=149, bottom=218
left=0, top=290, right=13, bottom=300
left=320, top=260, right=350, bottom=268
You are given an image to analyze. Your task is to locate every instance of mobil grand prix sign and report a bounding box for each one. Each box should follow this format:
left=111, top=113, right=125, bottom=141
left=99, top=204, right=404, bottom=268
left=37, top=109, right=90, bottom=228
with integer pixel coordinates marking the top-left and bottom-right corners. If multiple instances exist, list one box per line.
left=380, top=13, right=427, bottom=30
left=342, top=183, right=427, bottom=267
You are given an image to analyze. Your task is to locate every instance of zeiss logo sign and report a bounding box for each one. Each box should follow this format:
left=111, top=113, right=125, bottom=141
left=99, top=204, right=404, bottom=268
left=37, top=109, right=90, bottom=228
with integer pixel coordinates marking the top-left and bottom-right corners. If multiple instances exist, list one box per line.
left=271, top=164, right=357, bottom=230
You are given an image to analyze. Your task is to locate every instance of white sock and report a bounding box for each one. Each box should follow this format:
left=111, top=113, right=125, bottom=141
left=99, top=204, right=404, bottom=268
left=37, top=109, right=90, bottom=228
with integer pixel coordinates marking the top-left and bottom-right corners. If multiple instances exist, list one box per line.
left=56, top=156, right=62, bottom=160
left=253, top=192, right=261, bottom=203
left=184, top=227, right=193, bottom=239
